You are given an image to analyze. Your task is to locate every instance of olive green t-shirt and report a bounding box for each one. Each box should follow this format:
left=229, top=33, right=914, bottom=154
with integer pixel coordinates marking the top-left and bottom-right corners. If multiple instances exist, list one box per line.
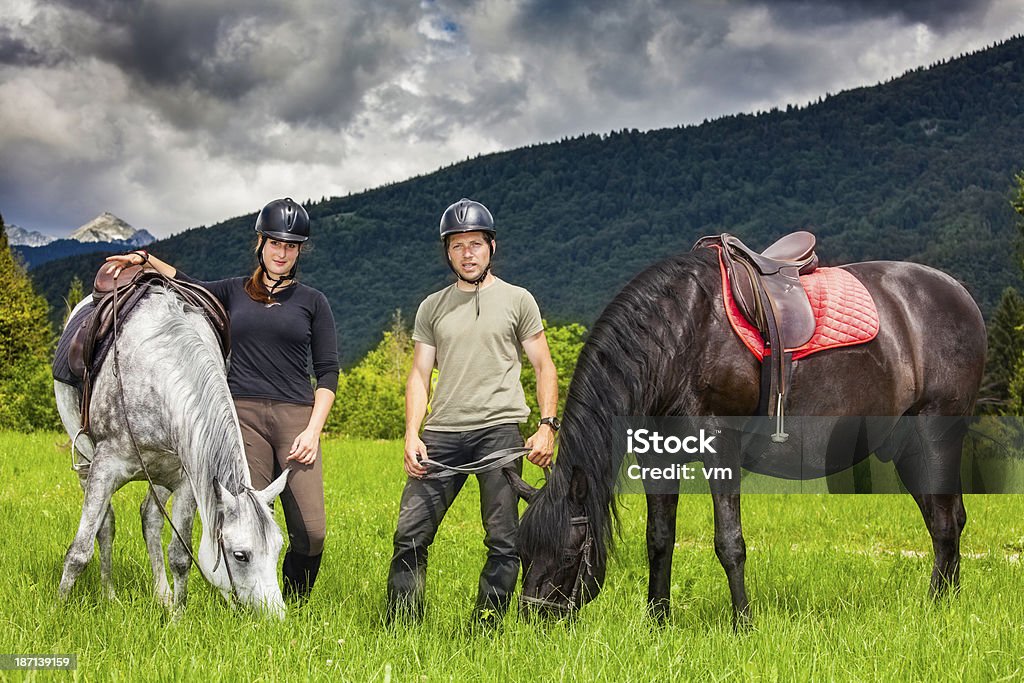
left=413, top=278, right=544, bottom=431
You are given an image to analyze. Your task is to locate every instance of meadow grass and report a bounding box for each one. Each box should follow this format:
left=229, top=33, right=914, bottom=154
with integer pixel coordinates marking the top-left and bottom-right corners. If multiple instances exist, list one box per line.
left=1, top=431, right=1023, bottom=681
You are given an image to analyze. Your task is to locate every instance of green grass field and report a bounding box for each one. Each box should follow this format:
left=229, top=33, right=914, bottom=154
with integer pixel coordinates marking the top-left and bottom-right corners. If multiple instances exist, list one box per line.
left=1, top=431, right=1023, bottom=681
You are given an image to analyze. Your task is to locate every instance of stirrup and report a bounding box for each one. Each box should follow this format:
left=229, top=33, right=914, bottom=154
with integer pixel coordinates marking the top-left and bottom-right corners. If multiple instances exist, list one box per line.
left=70, top=428, right=93, bottom=471
left=771, top=394, right=789, bottom=443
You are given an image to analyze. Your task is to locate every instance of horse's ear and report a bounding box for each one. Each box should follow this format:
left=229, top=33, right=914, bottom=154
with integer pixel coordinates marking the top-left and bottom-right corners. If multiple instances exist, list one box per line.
left=503, top=469, right=539, bottom=503
left=255, top=470, right=289, bottom=508
left=213, top=477, right=233, bottom=510
left=569, top=467, right=589, bottom=504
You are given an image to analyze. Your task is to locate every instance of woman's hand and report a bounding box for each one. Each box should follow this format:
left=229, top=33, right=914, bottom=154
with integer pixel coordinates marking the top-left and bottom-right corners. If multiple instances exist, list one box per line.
left=287, top=427, right=321, bottom=465
left=103, top=251, right=148, bottom=277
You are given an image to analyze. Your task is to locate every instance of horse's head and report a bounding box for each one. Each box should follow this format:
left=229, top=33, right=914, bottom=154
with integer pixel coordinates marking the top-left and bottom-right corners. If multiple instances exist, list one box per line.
left=506, top=467, right=605, bottom=618
left=199, top=471, right=289, bottom=619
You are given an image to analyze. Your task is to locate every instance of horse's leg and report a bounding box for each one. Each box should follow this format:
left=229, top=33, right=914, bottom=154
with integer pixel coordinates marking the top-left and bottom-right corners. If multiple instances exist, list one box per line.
left=646, top=493, right=679, bottom=624
left=77, top=469, right=116, bottom=601
left=894, top=416, right=967, bottom=597
left=96, top=505, right=116, bottom=600
left=711, top=491, right=750, bottom=629
left=167, top=483, right=198, bottom=614
left=60, top=448, right=126, bottom=598
left=906, top=493, right=966, bottom=597
left=141, top=486, right=173, bottom=608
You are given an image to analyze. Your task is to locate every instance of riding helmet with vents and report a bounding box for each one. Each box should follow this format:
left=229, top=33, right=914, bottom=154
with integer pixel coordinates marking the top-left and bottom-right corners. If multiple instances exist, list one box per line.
left=255, top=198, right=310, bottom=243
left=439, top=198, right=495, bottom=242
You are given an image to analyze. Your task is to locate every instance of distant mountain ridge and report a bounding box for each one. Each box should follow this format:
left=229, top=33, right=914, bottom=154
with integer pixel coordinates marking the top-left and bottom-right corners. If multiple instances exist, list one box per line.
left=7, top=225, right=55, bottom=247
left=27, top=35, right=1024, bottom=365
left=14, top=212, right=155, bottom=268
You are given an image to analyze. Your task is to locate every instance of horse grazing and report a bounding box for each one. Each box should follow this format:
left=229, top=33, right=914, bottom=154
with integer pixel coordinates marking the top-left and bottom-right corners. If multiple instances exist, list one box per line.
left=54, top=284, right=289, bottom=618
left=507, top=246, right=986, bottom=626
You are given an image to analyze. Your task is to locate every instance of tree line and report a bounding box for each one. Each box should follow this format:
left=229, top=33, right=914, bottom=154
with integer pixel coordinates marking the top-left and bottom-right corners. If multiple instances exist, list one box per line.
left=3, top=164, right=1023, bottom=437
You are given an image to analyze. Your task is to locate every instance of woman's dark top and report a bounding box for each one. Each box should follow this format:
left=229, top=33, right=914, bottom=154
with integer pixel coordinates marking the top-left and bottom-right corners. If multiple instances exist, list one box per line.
left=177, top=273, right=339, bottom=406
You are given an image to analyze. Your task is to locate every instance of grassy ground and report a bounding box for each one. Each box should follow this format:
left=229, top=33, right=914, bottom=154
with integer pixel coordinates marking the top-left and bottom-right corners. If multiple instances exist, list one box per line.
left=1, top=431, right=1023, bottom=681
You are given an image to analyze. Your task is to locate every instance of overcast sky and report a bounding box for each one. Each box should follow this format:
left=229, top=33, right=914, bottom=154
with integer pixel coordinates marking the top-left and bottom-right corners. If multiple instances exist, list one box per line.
left=2, top=0, right=1023, bottom=238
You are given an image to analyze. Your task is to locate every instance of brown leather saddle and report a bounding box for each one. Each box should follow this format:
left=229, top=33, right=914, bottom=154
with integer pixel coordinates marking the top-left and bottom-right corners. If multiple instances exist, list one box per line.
left=693, top=231, right=819, bottom=442
left=67, top=264, right=231, bottom=435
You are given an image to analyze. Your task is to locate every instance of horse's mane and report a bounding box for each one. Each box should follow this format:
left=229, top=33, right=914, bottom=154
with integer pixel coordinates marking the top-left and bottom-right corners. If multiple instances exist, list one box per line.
left=138, top=288, right=275, bottom=546
left=519, top=248, right=718, bottom=565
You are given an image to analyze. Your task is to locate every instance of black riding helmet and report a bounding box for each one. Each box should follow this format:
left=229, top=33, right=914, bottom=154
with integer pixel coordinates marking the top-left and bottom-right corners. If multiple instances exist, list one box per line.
left=439, top=198, right=495, bottom=316
left=439, top=198, right=495, bottom=242
left=255, top=198, right=309, bottom=295
left=255, top=197, right=310, bottom=243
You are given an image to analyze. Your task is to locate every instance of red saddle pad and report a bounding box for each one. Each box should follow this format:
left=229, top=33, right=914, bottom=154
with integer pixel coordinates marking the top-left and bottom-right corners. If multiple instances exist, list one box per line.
left=716, top=249, right=880, bottom=360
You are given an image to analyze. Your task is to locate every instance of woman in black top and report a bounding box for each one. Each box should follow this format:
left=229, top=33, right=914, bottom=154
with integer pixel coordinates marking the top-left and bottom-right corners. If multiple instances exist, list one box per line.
left=105, top=198, right=338, bottom=601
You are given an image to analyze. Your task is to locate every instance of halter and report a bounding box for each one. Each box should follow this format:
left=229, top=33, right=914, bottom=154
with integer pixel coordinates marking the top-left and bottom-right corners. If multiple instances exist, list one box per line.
left=211, top=503, right=239, bottom=599
left=518, top=515, right=595, bottom=614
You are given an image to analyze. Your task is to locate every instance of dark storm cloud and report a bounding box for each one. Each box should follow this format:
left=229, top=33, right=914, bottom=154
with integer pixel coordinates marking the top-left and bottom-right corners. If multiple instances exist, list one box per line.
left=759, top=0, right=997, bottom=31
left=0, top=24, right=67, bottom=67
left=51, top=0, right=284, bottom=95
left=516, top=0, right=996, bottom=38
left=0, top=32, right=47, bottom=67
left=44, top=0, right=421, bottom=130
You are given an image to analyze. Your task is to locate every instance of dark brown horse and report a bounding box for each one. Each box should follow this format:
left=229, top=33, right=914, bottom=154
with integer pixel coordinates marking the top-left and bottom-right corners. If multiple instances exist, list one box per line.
left=506, top=246, right=986, bottom=626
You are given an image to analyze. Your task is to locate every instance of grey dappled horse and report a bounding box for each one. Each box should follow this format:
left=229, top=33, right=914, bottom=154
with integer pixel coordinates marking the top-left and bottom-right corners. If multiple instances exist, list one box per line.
left=508, top=250, right=987, bottom=627
left=55, top=287, right=289, bottom=618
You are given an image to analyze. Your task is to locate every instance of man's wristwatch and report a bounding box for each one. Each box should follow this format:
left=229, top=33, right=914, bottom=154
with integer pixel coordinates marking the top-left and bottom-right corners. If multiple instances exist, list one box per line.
left=539, top=416, right=560, bottom=432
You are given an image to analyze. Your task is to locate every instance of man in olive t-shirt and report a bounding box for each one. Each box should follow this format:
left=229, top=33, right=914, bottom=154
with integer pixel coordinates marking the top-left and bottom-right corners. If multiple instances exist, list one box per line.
left=386, top=199, right=559, bottom=626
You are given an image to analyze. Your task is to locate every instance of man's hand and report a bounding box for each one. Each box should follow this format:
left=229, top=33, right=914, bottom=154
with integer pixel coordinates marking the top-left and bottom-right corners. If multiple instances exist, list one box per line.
left=404, top=435, right=429, bottom=478
left=525, top=425, right=555, bottom=469
left=287, top=427, right=321, bottom=465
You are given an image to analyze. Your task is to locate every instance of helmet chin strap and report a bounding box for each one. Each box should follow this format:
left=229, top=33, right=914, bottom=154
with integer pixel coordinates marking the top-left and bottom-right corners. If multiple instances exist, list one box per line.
left=257, top=235, right=299, bottom=297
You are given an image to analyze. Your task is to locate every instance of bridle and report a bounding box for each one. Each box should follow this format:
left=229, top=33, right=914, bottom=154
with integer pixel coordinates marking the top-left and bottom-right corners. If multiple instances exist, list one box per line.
left=518, top=514, right=595, bottom=614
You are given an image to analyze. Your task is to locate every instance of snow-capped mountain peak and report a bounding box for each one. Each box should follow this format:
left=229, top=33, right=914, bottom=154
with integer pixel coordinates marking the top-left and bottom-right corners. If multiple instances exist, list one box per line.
left=68, top=212, right=155, bottom=247
left=70, top=212, right=137, bottom=243
left=6, top=224, right=56, bottom=247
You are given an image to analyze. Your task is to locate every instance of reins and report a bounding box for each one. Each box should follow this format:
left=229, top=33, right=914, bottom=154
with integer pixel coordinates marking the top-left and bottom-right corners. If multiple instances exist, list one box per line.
left=106, top=272, right=239, bottom=600
left=420, top=446, right=533, bottom=478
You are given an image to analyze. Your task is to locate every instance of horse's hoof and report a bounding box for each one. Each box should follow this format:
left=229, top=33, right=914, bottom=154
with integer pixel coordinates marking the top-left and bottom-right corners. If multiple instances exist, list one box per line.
left=57, top=581, right=74, bottom=601
left=647, top=604, right=671, bottom=626
left=104, top=586, right=117, bottom=601
left=732, top=607, right=753, bottom=632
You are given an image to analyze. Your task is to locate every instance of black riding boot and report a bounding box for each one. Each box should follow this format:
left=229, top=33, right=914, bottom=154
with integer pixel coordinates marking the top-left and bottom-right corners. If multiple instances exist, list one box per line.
left=385, top=560, right=426, bottom=624
left=282, top=551, right=322, bottom=601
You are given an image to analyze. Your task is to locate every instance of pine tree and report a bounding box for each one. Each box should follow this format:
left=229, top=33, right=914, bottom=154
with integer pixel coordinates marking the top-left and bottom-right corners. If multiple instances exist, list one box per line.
left=980, top=287, right=1024, bottom=414
left=0, top=214, right=60, bottom=430
left=63, top=275, right=84, bottom=326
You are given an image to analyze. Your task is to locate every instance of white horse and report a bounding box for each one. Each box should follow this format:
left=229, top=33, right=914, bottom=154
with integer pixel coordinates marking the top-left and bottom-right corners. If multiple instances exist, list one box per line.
left=55, top=285, right=289, bottom=618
